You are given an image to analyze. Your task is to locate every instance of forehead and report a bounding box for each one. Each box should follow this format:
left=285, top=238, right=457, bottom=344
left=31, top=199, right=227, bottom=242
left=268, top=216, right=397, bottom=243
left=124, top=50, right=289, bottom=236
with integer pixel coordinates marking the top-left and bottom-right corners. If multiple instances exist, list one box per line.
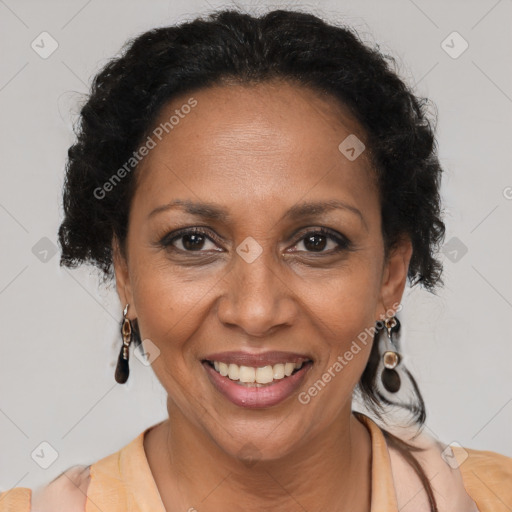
left=132, top=80, right=377, bottom=220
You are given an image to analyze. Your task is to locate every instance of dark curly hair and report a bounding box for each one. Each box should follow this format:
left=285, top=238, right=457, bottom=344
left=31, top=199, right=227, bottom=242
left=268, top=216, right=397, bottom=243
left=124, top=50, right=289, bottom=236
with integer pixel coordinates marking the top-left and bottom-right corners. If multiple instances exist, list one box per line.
left=57, top=8, right=446, bottom=511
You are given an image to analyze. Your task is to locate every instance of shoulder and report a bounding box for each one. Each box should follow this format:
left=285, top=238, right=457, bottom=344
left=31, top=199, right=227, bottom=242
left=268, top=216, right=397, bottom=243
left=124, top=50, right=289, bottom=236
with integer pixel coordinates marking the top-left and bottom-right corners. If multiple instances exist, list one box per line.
left=387, top=431, right=481, bottom=512
left=0, top=465, right=90, bottom=512
left=0, top=487, right=31, bottom=511
left=455, top=444, right=512, bottom=476
left=453, top=445, right=512, bottom=509
left=30, top=464, right=91, bottom=512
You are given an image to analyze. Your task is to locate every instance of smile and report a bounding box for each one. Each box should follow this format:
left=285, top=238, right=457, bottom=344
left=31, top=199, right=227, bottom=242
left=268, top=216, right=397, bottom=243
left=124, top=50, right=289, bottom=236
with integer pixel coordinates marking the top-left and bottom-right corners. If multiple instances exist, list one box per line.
left=202, top=359, right=314, bottom=408
left=205, top=360, right=308, bottom=386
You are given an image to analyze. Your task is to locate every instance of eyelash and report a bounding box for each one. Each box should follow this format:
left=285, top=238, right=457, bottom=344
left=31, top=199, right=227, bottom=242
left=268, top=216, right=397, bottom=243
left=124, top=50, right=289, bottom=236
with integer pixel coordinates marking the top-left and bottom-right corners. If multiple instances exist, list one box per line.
left=158, top=226, right=352, bottom=255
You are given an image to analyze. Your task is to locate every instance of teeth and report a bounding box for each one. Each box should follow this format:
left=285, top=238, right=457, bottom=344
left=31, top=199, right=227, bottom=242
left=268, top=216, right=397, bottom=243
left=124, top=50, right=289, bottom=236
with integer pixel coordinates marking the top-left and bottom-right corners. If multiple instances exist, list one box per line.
left=256, top=366, right=273, bottom=384
left=239, top=365, right=256, bottom=383
left=284, top=362, right=295, bottom=376
left=219, top=362, right=229, bottom=376
left=209, top=360, right=308, bottom=384
left=228, top=363, right=239, bottom=381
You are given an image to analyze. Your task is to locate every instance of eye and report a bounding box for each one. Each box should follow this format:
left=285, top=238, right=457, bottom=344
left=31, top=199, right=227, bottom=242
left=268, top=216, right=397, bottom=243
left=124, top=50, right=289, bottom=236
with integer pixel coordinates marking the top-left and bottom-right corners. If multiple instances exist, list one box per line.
left=159, top=227, right=222, bottom=253
left=289, top=227, right=351, bottom=254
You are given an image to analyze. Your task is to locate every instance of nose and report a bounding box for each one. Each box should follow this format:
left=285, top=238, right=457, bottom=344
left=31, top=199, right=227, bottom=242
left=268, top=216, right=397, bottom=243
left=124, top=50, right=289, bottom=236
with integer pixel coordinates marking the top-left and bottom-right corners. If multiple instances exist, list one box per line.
left=216, top=247, right=299, bottom=338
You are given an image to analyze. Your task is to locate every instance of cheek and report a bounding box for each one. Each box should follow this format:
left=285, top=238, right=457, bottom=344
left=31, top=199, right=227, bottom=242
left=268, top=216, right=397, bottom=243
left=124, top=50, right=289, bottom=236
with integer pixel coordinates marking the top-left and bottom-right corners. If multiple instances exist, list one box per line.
left=315, top=301, right=375, bottom=385
left=132, top=275, right=204, bottom=351
left=303, top=262, right=381, bottom=382
left=301, top=293, right=377, bottom=414
left=127, top=238, right=217, bottom=336
left=126, top=259, right=196, bottom=362
left=306, top=257, right=383, bottom=336
left=130, top=269, right=205, bottom=399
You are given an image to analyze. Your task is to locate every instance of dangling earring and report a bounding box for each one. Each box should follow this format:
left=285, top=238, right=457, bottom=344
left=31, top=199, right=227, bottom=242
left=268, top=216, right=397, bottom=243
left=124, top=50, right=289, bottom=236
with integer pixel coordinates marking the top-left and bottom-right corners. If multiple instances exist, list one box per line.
left=368, top=314, right=427, bottom=426
left=115, top=303, right=132, bottom=384
left=381, top=316, right=401, bottom=393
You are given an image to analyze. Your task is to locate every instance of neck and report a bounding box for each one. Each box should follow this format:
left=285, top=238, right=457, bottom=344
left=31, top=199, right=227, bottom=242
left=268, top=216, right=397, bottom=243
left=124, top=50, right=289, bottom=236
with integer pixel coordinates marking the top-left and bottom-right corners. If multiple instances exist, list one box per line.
left=145, top=400, right=372, bottom=512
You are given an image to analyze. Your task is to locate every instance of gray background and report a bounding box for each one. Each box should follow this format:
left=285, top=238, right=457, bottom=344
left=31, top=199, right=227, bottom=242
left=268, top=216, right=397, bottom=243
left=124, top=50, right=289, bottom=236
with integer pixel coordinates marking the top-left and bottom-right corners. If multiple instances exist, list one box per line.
left=1, top=0, right=511, bottom=492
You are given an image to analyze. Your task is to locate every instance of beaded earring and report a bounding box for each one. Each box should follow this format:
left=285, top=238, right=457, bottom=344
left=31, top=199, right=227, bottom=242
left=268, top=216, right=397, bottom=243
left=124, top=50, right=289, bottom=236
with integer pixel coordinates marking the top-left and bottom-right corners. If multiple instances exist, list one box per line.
left=115, top=303, right=133, bottom=384
left=381, top=316, right=401, bottom=393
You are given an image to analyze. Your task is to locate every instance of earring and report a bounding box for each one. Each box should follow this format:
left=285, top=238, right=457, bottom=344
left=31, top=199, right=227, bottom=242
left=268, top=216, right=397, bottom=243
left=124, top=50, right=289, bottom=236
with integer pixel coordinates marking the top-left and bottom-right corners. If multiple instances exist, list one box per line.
left=115, top=303, right=132, bottom=384
left=381, top=316, right=401, bottom=393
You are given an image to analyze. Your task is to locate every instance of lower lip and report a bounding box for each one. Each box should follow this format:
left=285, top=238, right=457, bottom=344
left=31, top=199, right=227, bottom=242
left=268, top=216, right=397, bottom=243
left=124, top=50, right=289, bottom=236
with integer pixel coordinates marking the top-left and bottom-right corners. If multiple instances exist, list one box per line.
left=202, top=361, right=313, bottom=409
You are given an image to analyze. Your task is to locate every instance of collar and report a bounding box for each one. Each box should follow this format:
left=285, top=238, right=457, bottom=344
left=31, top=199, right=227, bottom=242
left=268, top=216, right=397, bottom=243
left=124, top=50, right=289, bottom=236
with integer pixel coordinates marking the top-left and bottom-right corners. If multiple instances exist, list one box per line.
left=118, top=413, right=396, bottom=511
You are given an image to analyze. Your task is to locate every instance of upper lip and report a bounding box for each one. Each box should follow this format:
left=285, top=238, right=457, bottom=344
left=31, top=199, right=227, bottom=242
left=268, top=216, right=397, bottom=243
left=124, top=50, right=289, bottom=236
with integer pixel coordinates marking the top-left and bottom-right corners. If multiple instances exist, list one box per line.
left=202, top=351, right=313, bottom=367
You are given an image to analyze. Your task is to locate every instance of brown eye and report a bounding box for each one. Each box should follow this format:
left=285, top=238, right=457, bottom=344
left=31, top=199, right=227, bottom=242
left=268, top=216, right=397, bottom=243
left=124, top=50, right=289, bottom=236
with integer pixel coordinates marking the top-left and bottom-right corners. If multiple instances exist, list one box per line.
left=160, top=228, right=221, bottom=253
left=291, top=228, right=351, bottom=254
left=179, top=233, right=207, bottom=251
left=302, top=233, right=330, bottom=252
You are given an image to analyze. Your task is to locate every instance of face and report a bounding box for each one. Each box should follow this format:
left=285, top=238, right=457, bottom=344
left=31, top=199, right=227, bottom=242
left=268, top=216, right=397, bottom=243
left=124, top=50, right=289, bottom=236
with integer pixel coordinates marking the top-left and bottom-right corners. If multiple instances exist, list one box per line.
left=113, top=80, right=412, bottom=461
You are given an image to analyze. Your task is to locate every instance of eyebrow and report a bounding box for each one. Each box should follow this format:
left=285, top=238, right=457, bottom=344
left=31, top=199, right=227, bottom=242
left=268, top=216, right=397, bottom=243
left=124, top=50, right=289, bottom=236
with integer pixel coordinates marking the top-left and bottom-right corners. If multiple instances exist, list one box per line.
left=148, top=198, right=367, bottom=231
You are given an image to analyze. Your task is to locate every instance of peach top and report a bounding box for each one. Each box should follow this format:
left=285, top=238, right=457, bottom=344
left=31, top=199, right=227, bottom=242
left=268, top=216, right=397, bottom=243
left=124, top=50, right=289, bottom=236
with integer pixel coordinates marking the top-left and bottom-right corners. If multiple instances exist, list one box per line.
left=1, top=413, right=511, bottom=511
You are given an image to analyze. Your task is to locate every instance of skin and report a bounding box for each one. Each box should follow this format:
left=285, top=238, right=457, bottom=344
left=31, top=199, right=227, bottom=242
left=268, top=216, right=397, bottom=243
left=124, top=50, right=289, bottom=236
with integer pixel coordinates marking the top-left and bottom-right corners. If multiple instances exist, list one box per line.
left=112, top=79, right=413, bottom=512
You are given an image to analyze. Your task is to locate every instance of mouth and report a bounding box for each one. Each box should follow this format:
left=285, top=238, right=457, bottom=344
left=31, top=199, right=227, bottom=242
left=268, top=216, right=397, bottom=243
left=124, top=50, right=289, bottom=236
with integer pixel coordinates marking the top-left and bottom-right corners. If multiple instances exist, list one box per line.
left=201, top=357, right=314, bottom=408
left=202, top=359, right=313, bottom=386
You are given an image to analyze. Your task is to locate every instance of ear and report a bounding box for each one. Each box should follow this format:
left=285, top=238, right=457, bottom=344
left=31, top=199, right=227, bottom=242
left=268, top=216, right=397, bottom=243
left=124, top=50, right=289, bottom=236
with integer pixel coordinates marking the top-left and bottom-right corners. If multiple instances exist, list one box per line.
left=376, top=236, right=413, bottom=320
left=112, top=235, right=136, bottom=318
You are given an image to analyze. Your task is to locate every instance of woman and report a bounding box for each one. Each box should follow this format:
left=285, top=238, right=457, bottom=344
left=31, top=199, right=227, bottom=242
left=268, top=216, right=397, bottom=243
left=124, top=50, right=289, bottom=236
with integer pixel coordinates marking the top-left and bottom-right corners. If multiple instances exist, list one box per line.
left=1, top=8, right=510, bottom=512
